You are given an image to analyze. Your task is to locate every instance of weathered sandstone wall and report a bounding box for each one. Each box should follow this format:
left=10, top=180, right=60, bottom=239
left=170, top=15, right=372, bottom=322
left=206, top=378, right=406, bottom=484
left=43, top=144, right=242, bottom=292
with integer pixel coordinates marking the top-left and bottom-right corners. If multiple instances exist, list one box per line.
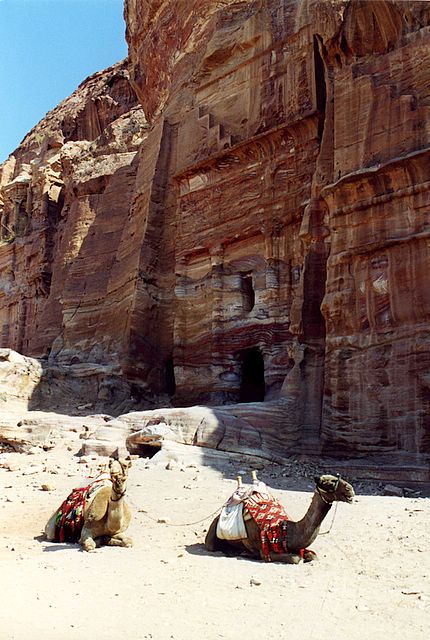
left=0, top=61, right=153, bottom=409
left=1, top=1, right=429, bottom=466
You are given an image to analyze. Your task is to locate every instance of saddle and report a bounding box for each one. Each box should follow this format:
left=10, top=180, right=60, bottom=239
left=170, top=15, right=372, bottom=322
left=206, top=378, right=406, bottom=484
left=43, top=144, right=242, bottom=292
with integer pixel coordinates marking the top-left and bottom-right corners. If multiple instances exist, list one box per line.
left=53, top=476, right=110, bottom=543
left=216, top=480, right=273, bottom=541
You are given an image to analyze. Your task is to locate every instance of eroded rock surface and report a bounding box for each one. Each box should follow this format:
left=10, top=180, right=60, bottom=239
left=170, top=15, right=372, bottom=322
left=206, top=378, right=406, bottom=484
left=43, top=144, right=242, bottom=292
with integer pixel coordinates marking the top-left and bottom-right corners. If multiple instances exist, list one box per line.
left=0, top=61, right=149, bottom=400
left=0, top=349, right=43, bottom=410
left=1, top=1, right=429, bottom=470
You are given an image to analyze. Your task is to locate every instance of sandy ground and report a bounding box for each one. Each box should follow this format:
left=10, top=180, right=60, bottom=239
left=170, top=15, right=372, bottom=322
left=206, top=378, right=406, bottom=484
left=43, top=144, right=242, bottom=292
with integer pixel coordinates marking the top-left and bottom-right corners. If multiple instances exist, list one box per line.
left=1, top=439, right=429, bottom=640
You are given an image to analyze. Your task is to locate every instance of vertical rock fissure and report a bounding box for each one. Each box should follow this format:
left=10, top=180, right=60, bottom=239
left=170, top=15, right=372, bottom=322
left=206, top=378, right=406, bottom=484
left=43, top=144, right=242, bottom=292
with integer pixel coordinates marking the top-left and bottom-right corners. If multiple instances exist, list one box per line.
left=298, top=35, right=330, bottom=449
left=128, top=120, right=178, bottom=398
left=299, top=203, right=329, bottom=448
left=40, top=188, right=63, bottom=300
left=313, top=35, right=327, bottom=141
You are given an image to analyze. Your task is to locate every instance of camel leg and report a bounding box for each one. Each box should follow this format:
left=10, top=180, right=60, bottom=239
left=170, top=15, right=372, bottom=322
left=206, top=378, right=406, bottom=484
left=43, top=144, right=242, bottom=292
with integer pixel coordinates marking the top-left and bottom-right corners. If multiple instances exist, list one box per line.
left=102, top=534, right=133, bottom=548
left=79, top=526, right=97, bottom=552
left=302, top=549, right=317, bottom=562
left=268, top=552, right=302, bottom=564
left=267, top=550, right=317, bottom=563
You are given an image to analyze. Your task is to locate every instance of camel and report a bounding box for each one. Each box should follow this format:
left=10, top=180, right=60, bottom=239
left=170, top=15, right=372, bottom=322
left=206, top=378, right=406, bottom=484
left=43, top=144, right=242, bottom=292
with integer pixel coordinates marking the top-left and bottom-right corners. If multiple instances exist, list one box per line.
left=205, top=473, right=355, bottom=563
left=44, top=457, right=133, bottom=552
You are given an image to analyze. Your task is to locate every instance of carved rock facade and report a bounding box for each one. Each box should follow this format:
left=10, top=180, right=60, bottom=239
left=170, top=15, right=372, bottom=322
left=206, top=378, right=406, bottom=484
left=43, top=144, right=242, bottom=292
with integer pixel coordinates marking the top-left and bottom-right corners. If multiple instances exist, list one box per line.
left=1, top=1, right=429, bottom=468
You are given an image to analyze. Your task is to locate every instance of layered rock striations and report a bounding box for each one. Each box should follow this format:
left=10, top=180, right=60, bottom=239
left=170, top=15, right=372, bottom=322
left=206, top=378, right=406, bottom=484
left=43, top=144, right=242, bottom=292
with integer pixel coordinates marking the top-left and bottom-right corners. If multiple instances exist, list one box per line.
left=1, top=1, right=429, bottom=468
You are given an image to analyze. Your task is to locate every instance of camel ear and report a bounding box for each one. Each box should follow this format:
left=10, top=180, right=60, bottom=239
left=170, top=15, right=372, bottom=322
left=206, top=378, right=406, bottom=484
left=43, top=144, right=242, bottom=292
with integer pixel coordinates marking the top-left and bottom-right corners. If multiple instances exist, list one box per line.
left=314, top=476, right=321, bottom=487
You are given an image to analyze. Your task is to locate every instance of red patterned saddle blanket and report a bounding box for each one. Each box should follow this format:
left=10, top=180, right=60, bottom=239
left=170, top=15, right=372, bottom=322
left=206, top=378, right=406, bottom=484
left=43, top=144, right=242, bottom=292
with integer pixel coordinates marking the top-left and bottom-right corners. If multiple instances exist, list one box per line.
left=244, top=492, right=309, bottom=561
left=54, top=478, right=108, bottom=543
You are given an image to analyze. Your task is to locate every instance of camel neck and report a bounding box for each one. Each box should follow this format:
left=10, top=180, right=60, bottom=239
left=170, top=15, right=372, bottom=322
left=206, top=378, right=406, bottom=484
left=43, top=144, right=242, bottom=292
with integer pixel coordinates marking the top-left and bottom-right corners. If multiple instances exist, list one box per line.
left=287, top=491, right=332, bottom=550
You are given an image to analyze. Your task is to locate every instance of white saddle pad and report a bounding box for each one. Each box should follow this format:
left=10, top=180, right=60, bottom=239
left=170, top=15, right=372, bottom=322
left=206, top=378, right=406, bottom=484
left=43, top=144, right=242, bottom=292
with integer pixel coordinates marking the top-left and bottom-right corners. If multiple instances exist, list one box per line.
left=216, top=481, right=273, bottom=540
left=216, top=502, right=247, bottom=540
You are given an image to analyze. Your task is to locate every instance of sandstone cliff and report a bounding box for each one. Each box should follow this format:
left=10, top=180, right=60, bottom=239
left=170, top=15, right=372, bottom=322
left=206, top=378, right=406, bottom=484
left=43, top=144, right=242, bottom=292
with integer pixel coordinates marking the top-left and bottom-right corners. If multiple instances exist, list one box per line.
left=1, top=1, right=429, bottom=469
left=0, top=60, right=150, bottom=410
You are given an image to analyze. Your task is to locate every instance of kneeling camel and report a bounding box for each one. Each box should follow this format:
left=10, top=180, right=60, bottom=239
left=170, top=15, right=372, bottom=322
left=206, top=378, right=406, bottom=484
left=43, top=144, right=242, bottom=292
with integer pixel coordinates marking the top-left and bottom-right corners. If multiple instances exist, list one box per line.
left=205, top=473, right=355, bottom=563
left=45, top=457, right=132, bottom=552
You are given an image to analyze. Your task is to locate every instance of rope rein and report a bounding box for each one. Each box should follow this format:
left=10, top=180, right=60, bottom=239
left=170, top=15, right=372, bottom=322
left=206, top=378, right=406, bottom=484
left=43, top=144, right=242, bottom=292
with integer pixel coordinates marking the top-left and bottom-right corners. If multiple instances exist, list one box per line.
left=138, top=505, right=223, bottom=527
left=318, top=499, right=339, bottom=535
left=137, top=488, right=340, bottom=533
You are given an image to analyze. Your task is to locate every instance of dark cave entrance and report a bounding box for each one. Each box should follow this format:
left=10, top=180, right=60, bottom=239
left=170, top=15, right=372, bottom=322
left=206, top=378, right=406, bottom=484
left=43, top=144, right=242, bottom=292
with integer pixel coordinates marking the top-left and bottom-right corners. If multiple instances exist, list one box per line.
left=238, top=347, right=265, bottom=403
left=128, top=443, right=161, bottom=459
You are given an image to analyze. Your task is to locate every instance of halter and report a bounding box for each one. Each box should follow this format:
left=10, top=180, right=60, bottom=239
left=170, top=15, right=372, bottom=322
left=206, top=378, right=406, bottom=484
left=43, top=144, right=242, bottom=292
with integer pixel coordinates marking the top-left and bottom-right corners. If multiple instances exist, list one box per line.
left=316, top=487, right=332, bottom=504
left=110, top=480, right=126, bottom=502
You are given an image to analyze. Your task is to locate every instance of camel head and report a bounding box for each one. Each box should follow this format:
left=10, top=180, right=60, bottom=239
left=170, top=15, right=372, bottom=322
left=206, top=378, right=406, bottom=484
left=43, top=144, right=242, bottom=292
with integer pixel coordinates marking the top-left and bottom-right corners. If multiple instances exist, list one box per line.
left=314, top=474, right=355, bottom=504
left=109, top=457, right=132, bottom=497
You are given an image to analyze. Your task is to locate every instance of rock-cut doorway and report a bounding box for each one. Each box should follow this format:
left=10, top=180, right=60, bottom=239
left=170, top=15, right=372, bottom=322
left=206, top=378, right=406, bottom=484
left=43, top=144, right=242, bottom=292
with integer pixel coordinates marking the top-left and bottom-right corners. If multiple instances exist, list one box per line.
left=238, top=347, right=265, bottom=403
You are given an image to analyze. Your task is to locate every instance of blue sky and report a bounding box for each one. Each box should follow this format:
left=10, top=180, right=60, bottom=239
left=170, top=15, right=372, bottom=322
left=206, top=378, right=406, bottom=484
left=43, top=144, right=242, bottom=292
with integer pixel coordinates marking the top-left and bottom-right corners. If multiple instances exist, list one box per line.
left=0, top=0, right=128, bottom=163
